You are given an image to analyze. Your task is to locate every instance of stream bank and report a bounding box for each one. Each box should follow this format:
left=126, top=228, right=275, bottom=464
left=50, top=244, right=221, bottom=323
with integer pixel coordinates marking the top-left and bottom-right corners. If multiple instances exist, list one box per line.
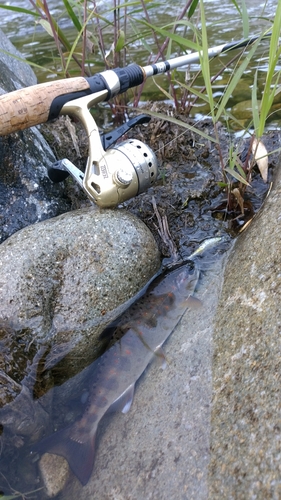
left=0, top=25, right=281, bottom=499
left=209, top=139, right=281, bottom=500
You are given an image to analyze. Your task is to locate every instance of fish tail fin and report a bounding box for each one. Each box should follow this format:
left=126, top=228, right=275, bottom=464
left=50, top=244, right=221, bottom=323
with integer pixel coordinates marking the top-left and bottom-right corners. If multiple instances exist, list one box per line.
left=33, top=424, right=96, bottom=486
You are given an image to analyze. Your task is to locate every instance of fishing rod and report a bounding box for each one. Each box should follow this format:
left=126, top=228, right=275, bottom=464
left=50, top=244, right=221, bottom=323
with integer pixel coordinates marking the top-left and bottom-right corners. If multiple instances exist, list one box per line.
left=0, top=32, right=270, bottom=137
left=0, top=32, right=271, bottom=207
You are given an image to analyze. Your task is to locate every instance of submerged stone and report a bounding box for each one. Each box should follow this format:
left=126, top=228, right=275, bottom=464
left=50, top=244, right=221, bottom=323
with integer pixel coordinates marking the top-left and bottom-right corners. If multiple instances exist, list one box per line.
left=0, top=207, right=160, bottom=444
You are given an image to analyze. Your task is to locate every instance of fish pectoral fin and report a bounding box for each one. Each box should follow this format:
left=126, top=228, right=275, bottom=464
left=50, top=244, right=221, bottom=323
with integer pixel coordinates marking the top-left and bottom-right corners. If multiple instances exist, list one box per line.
left=181, top=295, right=202, bottom=309
left=111, top=383, right=135, bottom=414
left=154, top=347, right=168, bottom=369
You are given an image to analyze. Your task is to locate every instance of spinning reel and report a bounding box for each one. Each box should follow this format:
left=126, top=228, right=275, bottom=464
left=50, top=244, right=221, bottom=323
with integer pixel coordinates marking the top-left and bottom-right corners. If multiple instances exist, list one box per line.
left=48, top=90, right=158, bottom=208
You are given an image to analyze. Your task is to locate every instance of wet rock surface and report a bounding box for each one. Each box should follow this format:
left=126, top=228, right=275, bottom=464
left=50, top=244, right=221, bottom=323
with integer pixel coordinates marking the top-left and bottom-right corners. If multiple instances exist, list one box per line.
left=0, top=28, right=71, bottom=244
left=209, top=152, right=281, bottom=498
left=0, top=28, right=36, bottom=92
left=0, top=207, right=160, bottom=353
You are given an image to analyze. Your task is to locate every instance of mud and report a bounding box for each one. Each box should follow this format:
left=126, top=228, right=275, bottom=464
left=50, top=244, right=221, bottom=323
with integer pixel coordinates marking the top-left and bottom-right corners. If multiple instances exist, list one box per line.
left=41, top=104, right=279, bottom=261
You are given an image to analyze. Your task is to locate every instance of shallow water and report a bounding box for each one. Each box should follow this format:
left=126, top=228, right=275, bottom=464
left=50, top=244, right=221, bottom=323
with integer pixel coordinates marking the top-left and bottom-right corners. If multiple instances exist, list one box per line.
left=0, top=249, right=228, bottom=500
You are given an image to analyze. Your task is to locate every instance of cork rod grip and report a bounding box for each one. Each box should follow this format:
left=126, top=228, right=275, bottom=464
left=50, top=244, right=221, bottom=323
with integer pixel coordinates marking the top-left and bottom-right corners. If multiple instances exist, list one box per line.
left=0, top=77, right=91, bottom=136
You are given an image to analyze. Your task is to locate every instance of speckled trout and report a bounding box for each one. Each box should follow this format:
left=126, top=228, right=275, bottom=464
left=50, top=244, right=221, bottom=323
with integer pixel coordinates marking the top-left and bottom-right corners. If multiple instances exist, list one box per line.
left=34, top=261, right=200, bottom=485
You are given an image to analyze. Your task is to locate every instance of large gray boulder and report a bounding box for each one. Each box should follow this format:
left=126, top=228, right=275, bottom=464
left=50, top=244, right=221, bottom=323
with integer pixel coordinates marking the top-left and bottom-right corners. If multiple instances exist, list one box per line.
left=0, top=206, right=160, bottom=381
left=0, top=28, right=37, bottom=91
left=209, top=155, right=281, bottom=498
left=0, top=206, right=160, bottom=473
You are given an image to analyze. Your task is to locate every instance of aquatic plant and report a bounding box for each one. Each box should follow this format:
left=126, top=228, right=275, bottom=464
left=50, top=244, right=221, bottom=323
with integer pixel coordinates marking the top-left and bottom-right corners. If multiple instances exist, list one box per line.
left=210, top=1, right=281, bottom=217
left=167, top=0, right=281, bottom=220
left=0, top=470, right=43, bottom=499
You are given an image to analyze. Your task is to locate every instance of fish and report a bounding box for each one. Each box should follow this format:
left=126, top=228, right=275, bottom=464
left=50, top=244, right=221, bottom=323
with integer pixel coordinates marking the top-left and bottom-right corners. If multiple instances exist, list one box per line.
left=187, top=236, right=224, bottom=260
left=33, top=261, right=201, bottom=486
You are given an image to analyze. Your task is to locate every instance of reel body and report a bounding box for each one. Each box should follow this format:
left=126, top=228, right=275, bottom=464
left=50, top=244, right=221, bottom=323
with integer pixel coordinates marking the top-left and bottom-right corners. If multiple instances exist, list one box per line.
left=48, top=91, right=158, bottom=208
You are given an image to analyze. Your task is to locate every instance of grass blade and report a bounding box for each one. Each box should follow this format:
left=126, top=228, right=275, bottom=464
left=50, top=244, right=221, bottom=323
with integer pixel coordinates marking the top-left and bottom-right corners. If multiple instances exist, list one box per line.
left=240, top=0, right=249, bottom=38
left=64, top=7, right=100, bottom=74
left=215, top=36, right=262, bottom=122
left=258, top=3, right=281, bottom=137
left=134, top=19, right=201, bottom=52
left=0, top=5, right=38, bottom=16
left=188, top=0, right=199, bottom=19
left=62, top=0, right=82, bottom=32
left=0, top=48, right=54, bottom=74
left=134, top=109, right=218, bottom=143
left=252, top=70, right=259, bottom=134
left=174, top=79, right=211, bottom=104
left=225, top=166, right=250, bottom=185
left=198, top=0, right=214, bottom=120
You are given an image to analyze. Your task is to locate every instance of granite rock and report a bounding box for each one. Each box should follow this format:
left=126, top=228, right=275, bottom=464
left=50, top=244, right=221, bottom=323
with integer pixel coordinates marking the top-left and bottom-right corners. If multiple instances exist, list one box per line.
left=209, top=153, right=281, bottom=499
left=0, top=207, right=160, bottom=440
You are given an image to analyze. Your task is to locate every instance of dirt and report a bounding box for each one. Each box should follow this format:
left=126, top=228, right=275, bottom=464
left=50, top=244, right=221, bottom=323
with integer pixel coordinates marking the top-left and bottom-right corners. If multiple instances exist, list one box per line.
left=40, top=103, right=280, bottom=262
